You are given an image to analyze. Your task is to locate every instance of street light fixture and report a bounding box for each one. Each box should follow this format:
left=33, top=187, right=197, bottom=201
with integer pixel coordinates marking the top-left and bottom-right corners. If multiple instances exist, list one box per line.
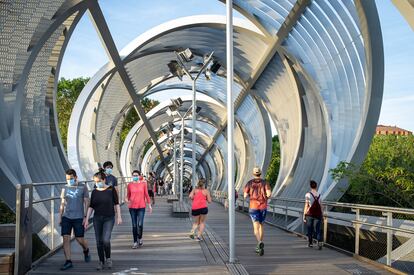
left=167, top=48, right=219, bottom=189
left=165, top=98, right=201, bottom=201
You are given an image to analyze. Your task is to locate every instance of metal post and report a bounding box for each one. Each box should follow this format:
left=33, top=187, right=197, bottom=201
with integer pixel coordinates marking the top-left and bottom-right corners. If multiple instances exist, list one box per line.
left=50, top=186, right=55, bottom=250
left=14, top=185, right=22, bottom=275
left=384, top=211, right=393, bottom=266
left=323, top=205, right=328, bottom=244
left=353, top=208, right=360, bottom=255
left=180, top=116, right=185, bottom=202
left=173, top=136, right=177, bottom=195
left=226, top=0, right=236, bottom=263
left=192, top=79, right=197, bottom=187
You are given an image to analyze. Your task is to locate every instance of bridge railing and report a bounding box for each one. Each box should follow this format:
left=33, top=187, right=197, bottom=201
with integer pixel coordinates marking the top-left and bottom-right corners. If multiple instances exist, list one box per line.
left=14, top=177, right=131, bottom=275
left=213, top=191, right=414, bottom=274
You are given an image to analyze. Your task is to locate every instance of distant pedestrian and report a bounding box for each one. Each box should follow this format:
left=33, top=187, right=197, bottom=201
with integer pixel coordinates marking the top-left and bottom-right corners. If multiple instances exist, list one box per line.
left=101, top=161, right=119, bottom=194
left=59, top=169, right=91, bottom=271
left=303, top=180, right=323, bottom=249
left=189, top=179, right=212, bottom=241
left=147, top=172, right=155, bottom=205
left=243, top=167, right=271, bottom=256
left=85, top=169, right=122, bottom=270
left=125, top=170, right=152, bottom=249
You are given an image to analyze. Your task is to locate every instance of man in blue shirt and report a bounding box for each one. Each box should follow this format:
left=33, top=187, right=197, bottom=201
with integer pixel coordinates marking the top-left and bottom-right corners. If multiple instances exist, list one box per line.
left=59, top=169, right=91, bottom=270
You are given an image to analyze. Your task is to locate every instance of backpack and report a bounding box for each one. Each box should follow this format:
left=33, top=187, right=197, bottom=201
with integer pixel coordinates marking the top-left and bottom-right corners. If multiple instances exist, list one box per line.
left=247, top=179, right=267, bottom=202
left=306, top=192, right=322, bottom=218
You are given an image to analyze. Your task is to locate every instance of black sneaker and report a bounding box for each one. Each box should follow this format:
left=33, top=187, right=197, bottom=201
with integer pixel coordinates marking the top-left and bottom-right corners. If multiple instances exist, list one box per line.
left=60, top=260, right=73, bottom=271
left=258, top=242, right=264, bottom=256
left=308, top=243, right=313, bottom=248
left=83, top=248, right=91, bottom=262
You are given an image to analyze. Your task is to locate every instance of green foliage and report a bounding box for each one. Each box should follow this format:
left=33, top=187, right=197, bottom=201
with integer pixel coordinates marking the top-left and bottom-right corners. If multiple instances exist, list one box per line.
left=330, top=135, right=414, bottom=208
left=57, top=77, right=89, bottom=151
left=266, top=135, right=281, bottom=188
left=119, top=98, right=159, bottom=149
left=0, top=198, right=15, bottom=224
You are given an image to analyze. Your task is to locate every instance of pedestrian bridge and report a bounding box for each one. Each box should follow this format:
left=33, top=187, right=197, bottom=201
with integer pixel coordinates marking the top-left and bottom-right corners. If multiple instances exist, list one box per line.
left=27, top=197, right=395, bottom=275
left=1, top=0, right=414, bottom=274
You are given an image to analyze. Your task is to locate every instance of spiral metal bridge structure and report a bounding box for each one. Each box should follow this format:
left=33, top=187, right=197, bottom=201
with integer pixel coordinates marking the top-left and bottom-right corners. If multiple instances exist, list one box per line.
left=1, top=0, right=414, bottom=266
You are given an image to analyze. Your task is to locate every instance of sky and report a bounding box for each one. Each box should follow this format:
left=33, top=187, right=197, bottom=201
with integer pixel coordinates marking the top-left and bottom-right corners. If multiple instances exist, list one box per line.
left=60, top=0, right=414, bottom=132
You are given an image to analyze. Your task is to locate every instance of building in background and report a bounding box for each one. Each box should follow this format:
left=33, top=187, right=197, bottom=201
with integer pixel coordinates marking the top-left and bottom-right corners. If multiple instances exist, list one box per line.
left=376, top=125, right=412, bottom=136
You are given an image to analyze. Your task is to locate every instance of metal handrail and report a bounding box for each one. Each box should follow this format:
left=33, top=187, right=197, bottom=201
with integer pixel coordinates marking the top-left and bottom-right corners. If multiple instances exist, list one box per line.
left=212, top=190, right=414, bottom=270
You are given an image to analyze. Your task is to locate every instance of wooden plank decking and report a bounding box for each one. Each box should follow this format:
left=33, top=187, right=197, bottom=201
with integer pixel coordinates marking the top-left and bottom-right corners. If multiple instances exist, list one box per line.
left=29, top=198, right=393, bottom=274
left=207, top=202, right=392, bottom=275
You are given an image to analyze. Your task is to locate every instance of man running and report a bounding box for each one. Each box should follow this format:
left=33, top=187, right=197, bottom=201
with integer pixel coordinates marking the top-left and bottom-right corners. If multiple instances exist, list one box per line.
left=243, top=167, right=271, bottom=256
left=59, top=169, right=91, bottom=270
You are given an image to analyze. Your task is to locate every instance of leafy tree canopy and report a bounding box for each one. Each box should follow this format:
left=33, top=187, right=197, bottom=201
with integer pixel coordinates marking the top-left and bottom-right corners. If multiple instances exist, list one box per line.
left=330, top=135, right=414, bottom=208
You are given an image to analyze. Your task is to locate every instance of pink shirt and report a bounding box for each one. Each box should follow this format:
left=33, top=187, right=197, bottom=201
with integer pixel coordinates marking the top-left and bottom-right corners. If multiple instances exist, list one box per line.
left=192, top=189, right=208, bottom=210
left=127, top=180, right=150, bottom=209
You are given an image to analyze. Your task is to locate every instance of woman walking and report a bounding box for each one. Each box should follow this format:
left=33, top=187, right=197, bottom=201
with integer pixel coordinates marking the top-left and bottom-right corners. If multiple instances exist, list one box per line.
left=189, top=179, right=211, bottom=241
left=125, top=170, right=152, bottom=249
left=85, top=169, right=122, bottom=270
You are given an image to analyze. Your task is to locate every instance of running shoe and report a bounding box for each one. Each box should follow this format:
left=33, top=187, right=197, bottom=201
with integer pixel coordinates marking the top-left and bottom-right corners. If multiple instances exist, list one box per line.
left=318, top=241, right=323, bottom=250
left=258, top=242, right=264, bottom=256
left=105, top=258, right=112, bottom=269
left=132, top=242, right=139, bottom=249
left=60, top=260, right=73, bottom=271
left=83, top=248, right=91, bottom=262
left=196, top=236, right=202, bottom=242
left=96, top=262, right=104, bottom=271
left=139, top=239, right=143, bottom=246
left=189, top=233, right=195, bottom=239
left=308, top=242, right=313, bottom=248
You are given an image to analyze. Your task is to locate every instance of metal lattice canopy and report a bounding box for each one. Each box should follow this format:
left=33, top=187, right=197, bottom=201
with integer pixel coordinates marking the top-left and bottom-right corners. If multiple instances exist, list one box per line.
left=4, top=0, right=411, bottom=226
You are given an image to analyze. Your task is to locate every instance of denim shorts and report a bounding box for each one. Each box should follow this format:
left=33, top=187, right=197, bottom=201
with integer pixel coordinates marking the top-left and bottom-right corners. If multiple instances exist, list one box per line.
left=61, top=216, right=84, bottom=237
left=249, top=209, right=267, bottom=224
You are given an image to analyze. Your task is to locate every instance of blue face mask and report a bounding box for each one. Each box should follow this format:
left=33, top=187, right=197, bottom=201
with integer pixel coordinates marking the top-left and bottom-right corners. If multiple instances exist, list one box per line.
left=67, top=179, right=76, bottom=186
left=96, top=182, right=105, bottom=188
left=105, top=168, right=113, bottom=175
left=132, top=176, right=139, bottom=182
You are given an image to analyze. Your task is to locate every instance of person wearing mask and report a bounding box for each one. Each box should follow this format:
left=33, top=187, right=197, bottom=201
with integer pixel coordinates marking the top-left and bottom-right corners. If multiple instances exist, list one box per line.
left=189, top=179, right=212, bottom=241
left=59, top=169, right=91, bottom=270
left=303, top=180, right=323, bottom=249
left=85, top=169, right=122, bottom=270
left=125, top=170, right=152, bottom=249
left=147, top=172, right=155, bottom=205
left=243, top=167, right=271, bottom=256
left=103, top=161, right=118, bottom=194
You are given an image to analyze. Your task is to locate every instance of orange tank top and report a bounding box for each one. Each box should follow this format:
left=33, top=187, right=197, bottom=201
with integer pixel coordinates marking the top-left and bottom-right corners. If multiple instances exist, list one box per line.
left=192, top=189, right=207, bottom=210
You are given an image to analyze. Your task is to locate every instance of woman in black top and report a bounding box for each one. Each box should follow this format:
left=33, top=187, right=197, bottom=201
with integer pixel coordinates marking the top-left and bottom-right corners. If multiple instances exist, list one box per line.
left=85, top=169, right=122, bottom=270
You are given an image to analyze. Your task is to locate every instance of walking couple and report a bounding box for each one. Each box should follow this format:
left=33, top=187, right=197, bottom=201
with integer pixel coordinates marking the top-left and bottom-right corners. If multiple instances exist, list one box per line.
left=59, top=168, right=122, bottom=271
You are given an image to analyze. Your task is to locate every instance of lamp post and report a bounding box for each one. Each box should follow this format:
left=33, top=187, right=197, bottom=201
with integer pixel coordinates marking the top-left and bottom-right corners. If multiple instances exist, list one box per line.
left=168, top=50, right=218, bottom=188
left=166, top=99, right=199, bottom=201
left=173, top=135, right=177, bottom=195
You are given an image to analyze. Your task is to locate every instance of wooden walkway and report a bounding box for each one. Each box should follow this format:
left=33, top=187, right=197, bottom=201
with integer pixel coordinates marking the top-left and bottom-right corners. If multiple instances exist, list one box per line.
left=207, top=202, right=392, bottom=275
left=29, top=198, right=393, bottom=275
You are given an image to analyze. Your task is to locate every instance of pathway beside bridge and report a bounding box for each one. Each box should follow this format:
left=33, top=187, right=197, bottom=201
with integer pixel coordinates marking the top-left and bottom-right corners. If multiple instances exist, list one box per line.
left=29, top=198, right=392, bottom=274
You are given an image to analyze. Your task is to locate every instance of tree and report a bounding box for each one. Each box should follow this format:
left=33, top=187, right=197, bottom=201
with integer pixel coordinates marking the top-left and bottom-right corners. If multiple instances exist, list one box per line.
left=330, top=135, right=414, bottom=208
left=266, top=135, right=281, bottom=188
left=56, top=77, right=89, bottom=151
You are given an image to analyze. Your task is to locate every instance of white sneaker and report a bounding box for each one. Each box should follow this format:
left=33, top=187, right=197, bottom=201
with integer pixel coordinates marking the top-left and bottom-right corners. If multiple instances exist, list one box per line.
left=139, top=239, right=143, bottom=246
left=132, top=242, right=138, bottom=249
left=105, top=258, right=112, bottom=269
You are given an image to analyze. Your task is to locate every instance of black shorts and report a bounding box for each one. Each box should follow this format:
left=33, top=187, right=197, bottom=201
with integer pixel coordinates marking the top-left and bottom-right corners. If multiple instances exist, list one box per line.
left=192, top=207, right=208, bottom=216
left=61, top=217, right=84, bottom=237
left=148, top=190, right=154, bottom=197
